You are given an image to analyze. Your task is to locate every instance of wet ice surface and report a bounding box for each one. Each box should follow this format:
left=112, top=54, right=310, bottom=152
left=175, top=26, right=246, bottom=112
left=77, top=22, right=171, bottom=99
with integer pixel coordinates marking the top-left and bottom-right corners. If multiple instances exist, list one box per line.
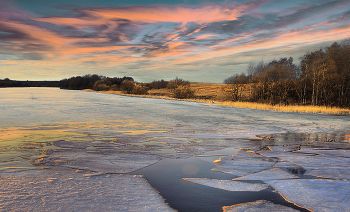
left=211, top=141, right=350, bottom=211
left=265, top=179, right=350, bottom=212
left=1, top=88, right=350, bottom=211
left=33, top=149, right=161, bottom=173
left=0, top=170, right=174, bottom=212
left=212, top=151, right=276, bottom=176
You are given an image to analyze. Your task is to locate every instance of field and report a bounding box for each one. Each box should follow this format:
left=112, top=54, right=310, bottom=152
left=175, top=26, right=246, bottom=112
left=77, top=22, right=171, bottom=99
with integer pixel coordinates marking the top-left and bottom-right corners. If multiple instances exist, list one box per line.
left=85, top=82, right=350, bottom=115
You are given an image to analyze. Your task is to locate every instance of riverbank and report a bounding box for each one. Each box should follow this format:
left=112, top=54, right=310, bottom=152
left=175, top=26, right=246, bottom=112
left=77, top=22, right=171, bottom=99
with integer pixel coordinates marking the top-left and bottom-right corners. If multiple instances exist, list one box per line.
left=84, top=85, right=350, bottom=115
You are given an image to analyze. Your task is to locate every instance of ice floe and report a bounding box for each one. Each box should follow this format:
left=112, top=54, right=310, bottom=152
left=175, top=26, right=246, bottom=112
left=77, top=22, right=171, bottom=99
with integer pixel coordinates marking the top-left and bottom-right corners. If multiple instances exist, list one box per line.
left=258, top=146, right=350, bottom=179
left=212, top=150, right=277, bottom=176
left=267, top=145, right=301, bottom=152
left=233, top=168, right=299, bottom=181
left=183, top=178, right=268, bottom=192
left=223, top=200, right=298, bottom=212
left=297, top=146, right=350, bottom=158
left=265, top=179, right=350, bottom=212
left=0, top=170, right=174, bottom=211
left=32, top=149, right=160, bottom=173
left=305, top=168, right=350, bottom=180
left=273, top=162, right=306, bottom=175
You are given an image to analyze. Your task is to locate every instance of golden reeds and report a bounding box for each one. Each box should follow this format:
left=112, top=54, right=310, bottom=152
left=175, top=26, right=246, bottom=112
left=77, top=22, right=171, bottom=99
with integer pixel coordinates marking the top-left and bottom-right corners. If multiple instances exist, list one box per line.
left=84, top=88, right=350, bottom=115
left=215, top=101, right=350, bottom=115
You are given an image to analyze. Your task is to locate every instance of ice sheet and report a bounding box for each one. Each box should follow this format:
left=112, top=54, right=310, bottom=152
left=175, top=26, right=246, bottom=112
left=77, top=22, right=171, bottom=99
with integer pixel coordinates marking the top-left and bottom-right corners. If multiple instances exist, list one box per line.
left=306, top=168, right=350, bottom=180
left=223, top=200, right=298, bottom=212
left=267, top=145, right=301, bottom=152
left=233, top=168, right=299, bottom=181
left=258, top=146, right=350, bottom=179
left=273, top=162, right=306, bottom=175
left=0, top=170, right=174, bottom=211
left=272, top=154, right=350, bottom=170
left=33, top=149, right=161, bottom=173
left=264, top=179, right=350, bottom=212
left=2, top=88, right=350, bottom=211
left=297, top=146, right=350, bottom=158
left=183, top=178, right=268, bottom=192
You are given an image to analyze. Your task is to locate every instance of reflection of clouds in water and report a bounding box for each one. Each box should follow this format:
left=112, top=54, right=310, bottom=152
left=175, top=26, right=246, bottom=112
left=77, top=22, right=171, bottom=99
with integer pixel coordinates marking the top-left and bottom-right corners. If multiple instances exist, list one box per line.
left=182, top=163, right=199, bottom=175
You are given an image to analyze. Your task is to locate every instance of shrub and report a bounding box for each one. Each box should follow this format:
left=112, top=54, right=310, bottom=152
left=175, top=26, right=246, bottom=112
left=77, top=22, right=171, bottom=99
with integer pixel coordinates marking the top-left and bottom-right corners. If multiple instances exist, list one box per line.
left=133, top=84, right=149, bottom=95
left=120, top=80, right=135, bottom=94
left=110, top=84, right=119, bottom=91
left=93, top=78, right=112, bottom=91
left=167, top=77, right=189, bottom=89
left=172, top=85, right=194, bottom=99
left=149, top=79, right=168, bottom=89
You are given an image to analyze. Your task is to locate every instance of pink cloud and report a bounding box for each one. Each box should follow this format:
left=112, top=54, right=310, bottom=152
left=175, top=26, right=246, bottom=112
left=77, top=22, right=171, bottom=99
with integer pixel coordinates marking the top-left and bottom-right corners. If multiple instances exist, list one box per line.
left=35, top=2, right=261, bottom=29
left=169, top=23, right=350, bottom=66
left=88, top=4, right=246, bottom=24
left=193, top=34, right=219, bottom=40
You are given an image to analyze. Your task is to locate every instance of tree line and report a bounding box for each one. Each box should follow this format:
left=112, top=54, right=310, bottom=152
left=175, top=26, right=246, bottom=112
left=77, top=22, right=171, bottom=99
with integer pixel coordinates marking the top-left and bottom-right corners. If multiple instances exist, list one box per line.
left=59, top=75, right=193, bottom=98
left=0, top=78, right=60, bottom=87
left=59, top=74, right=134, bottom=90
left=224, top=39, right=350, bottom=108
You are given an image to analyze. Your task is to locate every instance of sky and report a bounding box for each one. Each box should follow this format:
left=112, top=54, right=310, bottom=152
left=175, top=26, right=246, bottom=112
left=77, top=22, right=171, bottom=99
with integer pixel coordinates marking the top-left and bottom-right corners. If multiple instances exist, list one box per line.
left=0, top=0, right=349, bottom=83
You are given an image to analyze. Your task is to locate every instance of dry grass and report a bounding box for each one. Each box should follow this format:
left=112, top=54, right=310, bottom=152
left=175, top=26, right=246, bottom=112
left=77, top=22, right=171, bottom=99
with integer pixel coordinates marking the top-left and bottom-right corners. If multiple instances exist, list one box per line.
left=84, top=82, right=350, bottom=115
left=190, top=82, right=227, bottom=100
left=216, top=101, right=350, bottom=115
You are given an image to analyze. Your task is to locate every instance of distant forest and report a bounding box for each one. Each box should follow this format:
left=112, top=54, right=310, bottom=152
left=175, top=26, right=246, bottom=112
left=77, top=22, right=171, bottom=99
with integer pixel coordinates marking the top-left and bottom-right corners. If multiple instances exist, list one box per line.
left=0, top=78, right=59, bottom=87
left=224, top=38, right=350, bottom=108
left=59, top=75, right=134, bottom=90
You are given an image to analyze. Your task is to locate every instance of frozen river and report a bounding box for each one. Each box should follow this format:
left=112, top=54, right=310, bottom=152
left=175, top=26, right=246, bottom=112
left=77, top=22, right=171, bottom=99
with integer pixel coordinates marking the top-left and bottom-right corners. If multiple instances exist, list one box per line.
left=1, top=88, right=349, bottom=211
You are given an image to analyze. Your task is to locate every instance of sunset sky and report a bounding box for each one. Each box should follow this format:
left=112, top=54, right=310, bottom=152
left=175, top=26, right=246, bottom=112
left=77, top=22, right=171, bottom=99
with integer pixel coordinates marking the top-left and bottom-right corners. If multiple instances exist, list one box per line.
left=1, top=0, right=350, bottom=83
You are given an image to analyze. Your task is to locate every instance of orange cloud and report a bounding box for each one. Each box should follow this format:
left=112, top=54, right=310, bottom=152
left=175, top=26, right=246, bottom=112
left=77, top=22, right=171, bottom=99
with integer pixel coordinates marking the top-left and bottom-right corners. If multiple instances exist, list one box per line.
left=163, top=33, right=178, bottom=40
left=170, top=23, right=350, bottom=66
left=33, top=17, right=103, bottom=29
left=193, top=34, right=219, bottom=40
left=0, top=20, right=151, bottom=61
left=85, top=4, right=252, bottom=25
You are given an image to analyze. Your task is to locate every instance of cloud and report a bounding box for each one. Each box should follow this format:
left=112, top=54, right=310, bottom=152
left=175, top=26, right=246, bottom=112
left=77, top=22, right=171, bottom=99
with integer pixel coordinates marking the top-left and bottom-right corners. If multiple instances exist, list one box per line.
left=1, top=0, right=350, bottom=82
left=193, top=34, right=219, bottom=40
left=83, top=3, right=253, bottom=25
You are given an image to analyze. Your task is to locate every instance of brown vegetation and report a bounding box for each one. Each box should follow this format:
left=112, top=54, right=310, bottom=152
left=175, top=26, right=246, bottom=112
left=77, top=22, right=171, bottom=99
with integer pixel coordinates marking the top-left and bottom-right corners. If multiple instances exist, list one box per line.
left=85, top=81, right=350, bottom=115
left=224, top=39, right=350, bottom=108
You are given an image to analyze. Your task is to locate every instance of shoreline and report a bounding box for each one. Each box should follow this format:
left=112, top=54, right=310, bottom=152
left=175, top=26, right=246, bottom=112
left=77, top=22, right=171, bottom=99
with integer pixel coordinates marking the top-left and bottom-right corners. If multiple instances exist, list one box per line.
left=83, top=89, right=350, bottom=115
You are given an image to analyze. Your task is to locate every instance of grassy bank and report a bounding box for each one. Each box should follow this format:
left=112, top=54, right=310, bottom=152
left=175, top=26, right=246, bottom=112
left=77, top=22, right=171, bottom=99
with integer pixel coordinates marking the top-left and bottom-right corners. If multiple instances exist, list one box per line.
left=216, top=101, right=350, bottom=115
left=84, top=85, right=350, bottom=115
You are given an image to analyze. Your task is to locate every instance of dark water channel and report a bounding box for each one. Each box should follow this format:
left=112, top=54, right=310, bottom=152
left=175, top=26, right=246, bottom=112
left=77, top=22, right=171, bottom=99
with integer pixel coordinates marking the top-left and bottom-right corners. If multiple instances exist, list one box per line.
left=132, top=148, right=308, bottom=212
